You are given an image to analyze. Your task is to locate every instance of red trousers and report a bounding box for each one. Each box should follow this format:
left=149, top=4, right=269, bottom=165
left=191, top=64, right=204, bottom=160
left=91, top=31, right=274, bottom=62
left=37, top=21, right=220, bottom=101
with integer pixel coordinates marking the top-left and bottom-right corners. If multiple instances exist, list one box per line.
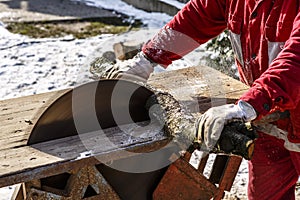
left=248, top=132, right=300, bottom=200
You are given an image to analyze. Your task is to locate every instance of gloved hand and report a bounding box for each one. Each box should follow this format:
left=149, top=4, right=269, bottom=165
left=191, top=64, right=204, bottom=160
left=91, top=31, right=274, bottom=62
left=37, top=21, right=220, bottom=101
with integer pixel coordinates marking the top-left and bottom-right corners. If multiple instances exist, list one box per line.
left=90, top=52, right=156, bottom=81
left=196, top=100, right=257, bottom=150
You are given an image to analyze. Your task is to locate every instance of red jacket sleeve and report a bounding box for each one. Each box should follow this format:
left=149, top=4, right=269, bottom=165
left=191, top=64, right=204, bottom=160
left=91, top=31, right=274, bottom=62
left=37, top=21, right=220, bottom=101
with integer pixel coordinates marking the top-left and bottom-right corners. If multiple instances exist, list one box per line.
left=240, top=11, right=300, bottom=118
left=142, top=0, right=227, bottom=67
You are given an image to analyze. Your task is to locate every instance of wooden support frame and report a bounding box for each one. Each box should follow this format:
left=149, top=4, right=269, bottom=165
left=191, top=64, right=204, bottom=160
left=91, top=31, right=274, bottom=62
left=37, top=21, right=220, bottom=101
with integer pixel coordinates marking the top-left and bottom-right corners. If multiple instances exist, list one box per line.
left=16, top=165, right=120, bottom=200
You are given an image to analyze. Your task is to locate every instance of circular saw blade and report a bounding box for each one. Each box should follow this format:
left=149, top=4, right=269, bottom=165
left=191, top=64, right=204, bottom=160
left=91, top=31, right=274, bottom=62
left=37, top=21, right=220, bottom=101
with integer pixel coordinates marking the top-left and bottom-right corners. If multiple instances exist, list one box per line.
left=28, top=79, right=154, bottom=145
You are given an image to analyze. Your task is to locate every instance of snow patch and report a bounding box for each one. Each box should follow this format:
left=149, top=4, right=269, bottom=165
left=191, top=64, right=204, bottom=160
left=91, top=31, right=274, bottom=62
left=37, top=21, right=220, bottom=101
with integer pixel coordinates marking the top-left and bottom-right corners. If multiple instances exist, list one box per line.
left=71, top=0, right=172, bottom=28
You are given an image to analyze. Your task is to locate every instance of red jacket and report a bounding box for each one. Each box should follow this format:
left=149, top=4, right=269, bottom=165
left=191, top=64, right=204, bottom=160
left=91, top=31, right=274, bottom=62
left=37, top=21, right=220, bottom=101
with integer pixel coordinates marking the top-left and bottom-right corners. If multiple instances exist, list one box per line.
left=142, top=0, right=300, bottom=142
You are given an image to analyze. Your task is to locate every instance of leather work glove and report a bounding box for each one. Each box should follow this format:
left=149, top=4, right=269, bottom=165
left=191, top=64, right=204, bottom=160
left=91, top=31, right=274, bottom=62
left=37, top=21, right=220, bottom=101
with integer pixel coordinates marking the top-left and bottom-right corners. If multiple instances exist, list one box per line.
left=196, top=100, right=257, bottom=151
left=90, top=52, right=156, bottom=81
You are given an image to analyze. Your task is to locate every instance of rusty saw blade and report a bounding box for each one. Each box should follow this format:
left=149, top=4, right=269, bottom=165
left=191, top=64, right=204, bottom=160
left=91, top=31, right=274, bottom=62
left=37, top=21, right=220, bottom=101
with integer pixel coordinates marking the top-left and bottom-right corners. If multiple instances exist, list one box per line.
left=28, top=79, right=154, bottom=144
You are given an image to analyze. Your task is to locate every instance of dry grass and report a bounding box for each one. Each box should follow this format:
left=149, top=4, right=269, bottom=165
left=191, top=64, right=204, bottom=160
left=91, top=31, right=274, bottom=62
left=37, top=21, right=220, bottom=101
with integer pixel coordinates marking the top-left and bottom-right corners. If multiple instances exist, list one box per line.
left=6, top=18, right=142, bottom=39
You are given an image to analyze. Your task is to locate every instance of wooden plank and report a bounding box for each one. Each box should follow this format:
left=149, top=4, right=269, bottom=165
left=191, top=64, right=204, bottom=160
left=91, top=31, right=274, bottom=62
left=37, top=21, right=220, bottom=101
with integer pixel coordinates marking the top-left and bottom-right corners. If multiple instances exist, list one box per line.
left=0, top=65, right=249, bottom=187
left=0, top=90, right=69, bottom=150
left=0, top=122, right=169, bottom=187
left=148, top=66, right=248, bottom=114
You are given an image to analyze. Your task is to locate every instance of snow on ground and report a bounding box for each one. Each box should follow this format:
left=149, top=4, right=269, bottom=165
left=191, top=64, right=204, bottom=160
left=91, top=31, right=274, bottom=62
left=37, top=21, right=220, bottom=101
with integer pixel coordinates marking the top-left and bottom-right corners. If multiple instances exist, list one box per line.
left=71, top=0, right=174, bottom=28
left=0, top=0, right=174, bottom=100
left=0, top=185, right=16, bottom=200
left=0, top=26, right=203, bottom=100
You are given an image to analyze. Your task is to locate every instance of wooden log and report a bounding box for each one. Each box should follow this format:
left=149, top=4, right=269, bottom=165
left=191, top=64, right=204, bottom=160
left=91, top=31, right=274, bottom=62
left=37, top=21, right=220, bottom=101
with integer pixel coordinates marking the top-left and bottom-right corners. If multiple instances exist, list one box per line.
left=113, top=40, right=143, bottom=60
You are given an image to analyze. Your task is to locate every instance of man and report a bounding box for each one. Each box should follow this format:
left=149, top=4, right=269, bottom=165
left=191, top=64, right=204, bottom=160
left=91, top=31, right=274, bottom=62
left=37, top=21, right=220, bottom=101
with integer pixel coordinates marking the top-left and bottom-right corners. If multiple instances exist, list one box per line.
left=100, top=0, right=300, bottom=199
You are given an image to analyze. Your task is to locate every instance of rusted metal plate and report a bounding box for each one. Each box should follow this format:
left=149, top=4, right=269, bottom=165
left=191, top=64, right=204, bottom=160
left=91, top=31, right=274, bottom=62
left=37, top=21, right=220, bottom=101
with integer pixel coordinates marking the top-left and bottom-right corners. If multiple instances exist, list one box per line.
left=198, top=154, right=209, bottom=174
left=219, top=156, right=242, bottom=191
left=208, top=154, right=242, bottom=192
left=212, top=156, right=243, bottom=200
left=153, top=157, right=218, bottom=200
left=209, top=155, right=229, bottom=184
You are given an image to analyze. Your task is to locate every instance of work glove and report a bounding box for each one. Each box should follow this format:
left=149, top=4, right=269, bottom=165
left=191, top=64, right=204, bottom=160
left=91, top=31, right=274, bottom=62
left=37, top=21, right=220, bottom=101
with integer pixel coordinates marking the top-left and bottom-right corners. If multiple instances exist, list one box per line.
left=90, top=52, right=156, bottom=81
left=196, top=100, right=257, bottom=151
